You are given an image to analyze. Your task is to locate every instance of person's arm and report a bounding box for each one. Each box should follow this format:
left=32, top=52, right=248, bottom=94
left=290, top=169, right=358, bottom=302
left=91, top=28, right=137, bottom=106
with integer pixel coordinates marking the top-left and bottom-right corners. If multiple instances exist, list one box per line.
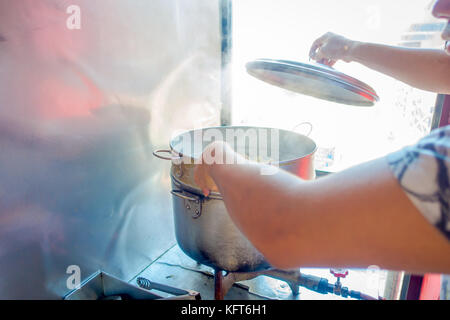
left=309, top=32, right=450, bottom=94
left=194, top=142, right=450, bottom=274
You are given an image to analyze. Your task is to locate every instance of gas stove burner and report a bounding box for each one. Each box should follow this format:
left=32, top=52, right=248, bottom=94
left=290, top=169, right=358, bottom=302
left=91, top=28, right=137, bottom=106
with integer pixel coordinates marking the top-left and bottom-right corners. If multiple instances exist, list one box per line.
left=211, top=268, right=379, bottom=300
left=213, top=269, right=301, bottom=300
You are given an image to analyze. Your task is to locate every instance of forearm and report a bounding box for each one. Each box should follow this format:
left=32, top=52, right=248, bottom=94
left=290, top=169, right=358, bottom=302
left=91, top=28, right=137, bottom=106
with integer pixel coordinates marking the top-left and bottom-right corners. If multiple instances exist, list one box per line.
left=209, top=160, right=380, bottom=270
left=348, top=42, right=450, bottom=94
left=209, top=162, right=310, bottom=245
left=209, top=157, right=450, bottom=274
left=209, top=161, right=314, bottom=268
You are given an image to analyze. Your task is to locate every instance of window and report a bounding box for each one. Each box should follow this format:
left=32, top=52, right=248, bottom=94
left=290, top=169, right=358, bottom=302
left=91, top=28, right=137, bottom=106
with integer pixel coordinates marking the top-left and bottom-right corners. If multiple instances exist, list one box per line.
left=231, top=0, right=445, bottom=171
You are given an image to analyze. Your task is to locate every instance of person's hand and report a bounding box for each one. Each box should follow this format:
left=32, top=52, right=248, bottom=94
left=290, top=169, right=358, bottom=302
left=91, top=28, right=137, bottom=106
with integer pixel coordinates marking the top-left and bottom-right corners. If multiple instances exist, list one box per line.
left=194, top=141, right=235, bottom=197
left=309, top=32, right=357, bottom=67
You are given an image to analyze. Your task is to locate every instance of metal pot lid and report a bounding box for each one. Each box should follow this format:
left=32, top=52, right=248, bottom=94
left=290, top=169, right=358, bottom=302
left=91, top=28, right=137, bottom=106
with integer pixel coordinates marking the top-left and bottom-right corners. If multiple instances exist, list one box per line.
left=246, top=58, right=379, bottom=107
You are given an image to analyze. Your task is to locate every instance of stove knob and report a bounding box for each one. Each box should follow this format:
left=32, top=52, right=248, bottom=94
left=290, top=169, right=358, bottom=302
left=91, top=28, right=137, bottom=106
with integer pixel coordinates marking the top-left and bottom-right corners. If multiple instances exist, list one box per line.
left=330, top=268, right=349, bottom=278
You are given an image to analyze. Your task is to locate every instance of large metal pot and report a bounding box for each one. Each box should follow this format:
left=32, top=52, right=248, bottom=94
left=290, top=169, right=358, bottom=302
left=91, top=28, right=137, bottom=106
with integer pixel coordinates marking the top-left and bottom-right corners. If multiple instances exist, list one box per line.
left=154, top=126, right=316, bottom=272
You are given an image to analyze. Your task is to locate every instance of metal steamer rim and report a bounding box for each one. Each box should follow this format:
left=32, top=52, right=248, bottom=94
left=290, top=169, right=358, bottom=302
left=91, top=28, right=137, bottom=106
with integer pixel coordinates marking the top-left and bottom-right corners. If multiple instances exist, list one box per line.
left=171, top=173, right=223, bottom=200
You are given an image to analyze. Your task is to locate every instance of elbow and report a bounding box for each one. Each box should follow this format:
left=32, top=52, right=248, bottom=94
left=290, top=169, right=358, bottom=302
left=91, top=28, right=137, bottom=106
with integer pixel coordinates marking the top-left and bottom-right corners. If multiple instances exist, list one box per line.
left=262, top=248, right=300, bottom=270
left=265, top=256, right=298, bottom=270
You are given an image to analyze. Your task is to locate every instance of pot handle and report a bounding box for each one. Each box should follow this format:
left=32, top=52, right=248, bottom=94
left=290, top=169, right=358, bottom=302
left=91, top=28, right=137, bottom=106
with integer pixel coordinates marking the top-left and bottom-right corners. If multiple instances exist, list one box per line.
left=170, top=190, right=200, bottom=203
left=171, top=190, right=202, bottom=219
left=292, top=122, right=313, bottom=137
left=153, top=149, right=182, bottom=161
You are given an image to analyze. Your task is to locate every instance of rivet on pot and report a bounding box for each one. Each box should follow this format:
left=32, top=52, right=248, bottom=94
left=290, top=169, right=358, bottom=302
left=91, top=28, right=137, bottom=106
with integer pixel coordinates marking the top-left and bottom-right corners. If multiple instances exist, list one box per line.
left=175, top=164, right=183, bottom=178
left=192, top=210, right=200, bottom=219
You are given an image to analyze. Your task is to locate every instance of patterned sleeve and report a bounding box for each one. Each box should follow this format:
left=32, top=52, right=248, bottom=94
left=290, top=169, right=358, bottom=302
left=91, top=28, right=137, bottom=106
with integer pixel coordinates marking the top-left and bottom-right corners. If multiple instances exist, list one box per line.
left=387, top=125, right=450, bottom=241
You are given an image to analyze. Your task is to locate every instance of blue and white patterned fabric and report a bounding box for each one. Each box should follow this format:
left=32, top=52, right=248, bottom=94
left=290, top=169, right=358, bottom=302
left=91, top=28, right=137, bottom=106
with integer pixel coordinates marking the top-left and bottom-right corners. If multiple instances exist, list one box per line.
left=387, top=125, right=450, bottom=241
